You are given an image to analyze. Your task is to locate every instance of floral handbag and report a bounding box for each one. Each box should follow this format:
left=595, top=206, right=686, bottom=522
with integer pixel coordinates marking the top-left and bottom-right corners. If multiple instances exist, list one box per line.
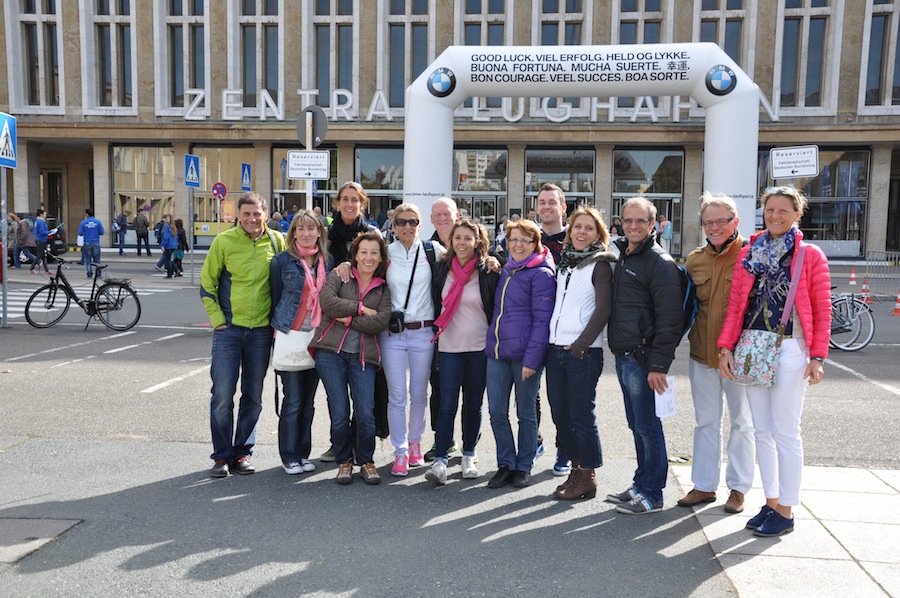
left=732, top=246, right=807, bottom=387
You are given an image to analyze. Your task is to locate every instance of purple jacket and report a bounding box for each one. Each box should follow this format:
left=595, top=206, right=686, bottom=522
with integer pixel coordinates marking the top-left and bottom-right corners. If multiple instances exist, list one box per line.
left=485, top=247, right=556, bottom=370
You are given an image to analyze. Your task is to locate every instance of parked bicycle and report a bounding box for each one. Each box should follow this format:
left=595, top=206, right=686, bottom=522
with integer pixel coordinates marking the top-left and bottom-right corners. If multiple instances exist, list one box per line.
left=25, top=257, right=141, bottom=331
left=829, top=290, right=874, bottom=352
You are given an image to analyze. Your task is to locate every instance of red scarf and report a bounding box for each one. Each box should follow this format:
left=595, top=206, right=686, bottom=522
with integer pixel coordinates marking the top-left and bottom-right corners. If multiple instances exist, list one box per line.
left=432, top=256, right=478, bottom=341
left=294, top=243, right=326, bottom=329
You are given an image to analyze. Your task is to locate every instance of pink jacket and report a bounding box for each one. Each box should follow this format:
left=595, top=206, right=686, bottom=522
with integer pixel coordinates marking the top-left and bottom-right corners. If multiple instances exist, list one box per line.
left=717, top=230, right=832, bottom=359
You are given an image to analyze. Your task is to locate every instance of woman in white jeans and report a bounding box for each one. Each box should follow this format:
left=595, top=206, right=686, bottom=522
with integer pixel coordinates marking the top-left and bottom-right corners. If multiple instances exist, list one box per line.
left=718, top=186, right=831, bottom=538
left=380, top=204, right=444, bottom=477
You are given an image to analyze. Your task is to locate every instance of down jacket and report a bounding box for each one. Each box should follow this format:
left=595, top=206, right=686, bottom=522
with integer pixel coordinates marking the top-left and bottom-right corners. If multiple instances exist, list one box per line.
left=485, top=247, right=556, bottom=370
left=717, top=230, right=832, bottom=359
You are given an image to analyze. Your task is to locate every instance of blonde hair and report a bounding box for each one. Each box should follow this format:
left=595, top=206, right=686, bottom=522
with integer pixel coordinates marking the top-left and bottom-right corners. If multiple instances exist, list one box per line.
left=564, top=207, right=610, bottom=249
left=392, top=203, right=422, bottom=220
left=286, top=210, right=328, bottom=259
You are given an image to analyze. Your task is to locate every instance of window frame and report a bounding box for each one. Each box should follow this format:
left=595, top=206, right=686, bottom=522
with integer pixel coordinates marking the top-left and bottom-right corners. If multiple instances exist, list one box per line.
left=454, top=0, right=514, bottom=118
left=80, top=0, right=138, bottom=115
left=5, top=2, right=66, bottom=114
left=302, top=0, right=359, bottom=115
left=378, top=0, right=436, bottom=116
left=225, top=0, right=285, bottom=119
left=858, top=0, right=900, bottom=115
left=153, top=0, right=211, bottom=117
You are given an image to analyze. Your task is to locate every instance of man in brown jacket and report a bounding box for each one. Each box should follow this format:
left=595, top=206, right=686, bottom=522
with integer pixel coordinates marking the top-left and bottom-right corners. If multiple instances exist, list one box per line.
left=678, top=192, right=755, bottom=514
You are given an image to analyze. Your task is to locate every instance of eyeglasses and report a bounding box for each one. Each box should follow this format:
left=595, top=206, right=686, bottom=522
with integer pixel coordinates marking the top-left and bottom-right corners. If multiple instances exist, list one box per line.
left=621, top=218, right=651, bottom=226
left=394, top=217, right=420, bottom=228
left=507, top=237, right=536, bottom=245
left=701, top=217, right=734, bottom=228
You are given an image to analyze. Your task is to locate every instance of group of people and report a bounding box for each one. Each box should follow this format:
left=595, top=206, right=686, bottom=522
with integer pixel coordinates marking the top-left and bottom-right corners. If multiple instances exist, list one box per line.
left=200, top=183, right=830, bottom=537
left=7, top=210, right=50, bottom=274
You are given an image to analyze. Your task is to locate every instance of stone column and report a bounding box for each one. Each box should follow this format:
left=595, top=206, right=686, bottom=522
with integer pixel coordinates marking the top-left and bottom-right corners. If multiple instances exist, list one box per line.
left=867, top=144, right=892, bottom=255
left=507, top=144, right=526, bottom=213
left=12, top=141, right=42, bottom=214
left=91, top=141, right=112, bottom=247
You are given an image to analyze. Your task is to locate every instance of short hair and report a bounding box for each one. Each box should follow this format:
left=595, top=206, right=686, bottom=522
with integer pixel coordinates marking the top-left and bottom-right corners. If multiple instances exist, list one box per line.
left=698, top=192, right=738, bottom=219
left=393, top=203, right=422, bottom=221
left=621, top=197, right=657, bottom=221
left=505, top=219, right=544, bottom=253
left=85, top=208, right=94, bottom=217
left=333, top=181, right=369, bottom=211
left=286, top=210, right=328, bottom=259
left=36, top=209, right=45, bottom=217
left=761, top=185, right=808, bottom=214
left=350, top=231, right=388, bottom=279
left=564, top=207, right=610, bottom=249
left=539, top=182, right=565, bottom=202
left=239, top=192, right=268, bottom=214
left=441, top=219, right=490, bottom=264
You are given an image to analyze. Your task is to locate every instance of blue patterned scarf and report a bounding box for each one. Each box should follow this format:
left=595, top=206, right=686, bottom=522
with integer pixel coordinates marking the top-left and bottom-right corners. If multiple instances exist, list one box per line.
left=741, top=227, right=798, bottom=319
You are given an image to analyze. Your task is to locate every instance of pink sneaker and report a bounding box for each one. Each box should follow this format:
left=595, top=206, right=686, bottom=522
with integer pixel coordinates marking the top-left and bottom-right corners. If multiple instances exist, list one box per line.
left=408, top=441, right=425, bottom=467
left=391, top=454, right=409, bottom=477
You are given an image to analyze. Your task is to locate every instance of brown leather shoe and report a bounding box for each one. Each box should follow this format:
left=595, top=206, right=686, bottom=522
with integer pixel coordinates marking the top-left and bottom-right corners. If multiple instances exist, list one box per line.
left=556, top=458, right=581, bottom=493
left=724, top=489, right=745, bottom=513
left=677, top=488, right=716, bottom=507
left=553, top=468, right=597, bottom=500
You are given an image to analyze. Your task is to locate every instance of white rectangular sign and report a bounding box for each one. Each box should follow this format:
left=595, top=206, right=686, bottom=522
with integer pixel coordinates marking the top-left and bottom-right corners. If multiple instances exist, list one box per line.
left=770, top=145, right=819, bottom=179
left=287, top=150, right=330, bottom=180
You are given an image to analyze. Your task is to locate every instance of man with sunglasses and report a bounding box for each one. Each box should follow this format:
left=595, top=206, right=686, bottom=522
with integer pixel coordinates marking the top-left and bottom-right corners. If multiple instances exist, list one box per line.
left=606, top=197, right=683, bottom=515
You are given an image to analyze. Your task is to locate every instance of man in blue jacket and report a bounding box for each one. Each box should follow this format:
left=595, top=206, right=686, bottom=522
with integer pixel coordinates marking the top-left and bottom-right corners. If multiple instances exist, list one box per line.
left=77, top=209, right=105, bottom=278
left=29, top=209, right=51, bottom=275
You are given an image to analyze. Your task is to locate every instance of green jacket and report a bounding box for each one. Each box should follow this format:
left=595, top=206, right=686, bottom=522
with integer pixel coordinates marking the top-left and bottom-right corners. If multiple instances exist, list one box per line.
left=200, top=225, right=285, bottom=329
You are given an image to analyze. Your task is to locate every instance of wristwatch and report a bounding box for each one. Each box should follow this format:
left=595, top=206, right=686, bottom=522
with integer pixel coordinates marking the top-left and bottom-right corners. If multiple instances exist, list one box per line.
left=718, top=348, right=731, bottom=357
left=810, top=356, right=825, bottom=363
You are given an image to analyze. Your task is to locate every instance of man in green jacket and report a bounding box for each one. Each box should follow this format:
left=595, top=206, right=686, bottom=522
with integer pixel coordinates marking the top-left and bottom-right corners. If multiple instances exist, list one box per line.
left=201, top=193, right=286, bottom=478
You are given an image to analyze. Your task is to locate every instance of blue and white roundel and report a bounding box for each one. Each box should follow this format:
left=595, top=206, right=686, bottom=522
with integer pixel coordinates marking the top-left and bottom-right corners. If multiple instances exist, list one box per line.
left=705, top=65, right=737, bottom=96
left=428, top=68, right=456, bottom=98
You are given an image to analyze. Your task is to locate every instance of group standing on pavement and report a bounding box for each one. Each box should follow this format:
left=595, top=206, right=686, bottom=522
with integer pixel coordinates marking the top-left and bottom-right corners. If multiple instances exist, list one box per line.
left=197, top=184, right=830, bottom=536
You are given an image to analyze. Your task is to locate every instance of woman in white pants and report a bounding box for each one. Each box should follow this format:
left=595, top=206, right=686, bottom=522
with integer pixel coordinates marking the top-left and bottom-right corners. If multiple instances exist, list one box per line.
left=718, top=186, right=831, bottom=538
left=381, top=204, right=444, bottom=476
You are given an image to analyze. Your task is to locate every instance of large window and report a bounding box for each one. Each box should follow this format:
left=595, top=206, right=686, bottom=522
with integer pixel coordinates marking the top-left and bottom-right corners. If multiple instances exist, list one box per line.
left=229, top=0, right=281, bottom=113
left=80, top=0, right=136, bottom=113
left=112, top=146, right=176, bottom=233
left=776, top=0, right=844, bottom=115
left=459, top=0, right=509, bottom=111
left=535, top=0, right=590, bottom=113
left=614, top=0, right=667, bottom=110
left=11, top=1, right=62, bottom=111
left=525, top=149, right=595, bottom=209
left=860, top=0, right=900, bottom=113
left=695, top=0, right=752, bottom=70
left=156, top=0, right=208, bottom=115
left=311, top=0, right=356, bottom=109
left=385, top=0, right=431, bottom=110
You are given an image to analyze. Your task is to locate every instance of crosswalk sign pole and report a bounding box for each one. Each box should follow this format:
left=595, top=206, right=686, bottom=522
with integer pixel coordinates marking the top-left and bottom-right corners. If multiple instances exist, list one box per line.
left=2, top=167, right=9, bottom=328
left=189, top=187, right=195, bottom=286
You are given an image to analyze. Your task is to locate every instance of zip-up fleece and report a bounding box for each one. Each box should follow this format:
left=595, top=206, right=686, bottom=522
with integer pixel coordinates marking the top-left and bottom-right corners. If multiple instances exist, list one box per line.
left=485, top=247, right=556, bottom=370
left=311, top=270, right=392, bottom=368
left=200, top=225, right=285, bottom=329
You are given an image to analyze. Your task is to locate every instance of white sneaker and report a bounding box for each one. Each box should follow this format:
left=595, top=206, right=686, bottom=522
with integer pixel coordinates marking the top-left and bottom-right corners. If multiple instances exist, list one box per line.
left=461, top=455, right=478, bottom=479
left=282, top=461, right=304, bottom=475
left=425, top=461, right=447, bottom=485
left=300, top=458, right=315, bottom=472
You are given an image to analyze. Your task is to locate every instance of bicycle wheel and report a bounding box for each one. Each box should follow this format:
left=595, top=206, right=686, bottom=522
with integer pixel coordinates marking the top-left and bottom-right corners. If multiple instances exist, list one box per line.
left=95, top=282, right=141, bottom=331
left=830, top=297, right=875, bottom=352
left=25, top=283, right=71, bottom=328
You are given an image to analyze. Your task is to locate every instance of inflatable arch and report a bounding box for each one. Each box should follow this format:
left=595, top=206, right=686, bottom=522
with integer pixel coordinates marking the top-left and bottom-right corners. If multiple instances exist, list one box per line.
left=403, top=43, right=759, bottom=239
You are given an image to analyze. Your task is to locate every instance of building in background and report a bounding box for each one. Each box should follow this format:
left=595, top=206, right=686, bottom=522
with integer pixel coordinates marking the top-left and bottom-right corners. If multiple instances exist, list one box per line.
left=3, top=0, right=899, bottom=256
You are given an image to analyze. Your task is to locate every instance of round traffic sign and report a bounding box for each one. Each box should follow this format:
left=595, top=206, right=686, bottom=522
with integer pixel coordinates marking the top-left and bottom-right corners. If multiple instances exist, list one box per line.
left=212, top=181, right=227, bottom=199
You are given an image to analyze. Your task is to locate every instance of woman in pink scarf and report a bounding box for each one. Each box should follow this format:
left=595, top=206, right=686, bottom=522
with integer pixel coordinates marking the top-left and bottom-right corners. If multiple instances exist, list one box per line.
left=270, top=210, right=332, bottom=475
left=424, top=220, right=500, bottom=485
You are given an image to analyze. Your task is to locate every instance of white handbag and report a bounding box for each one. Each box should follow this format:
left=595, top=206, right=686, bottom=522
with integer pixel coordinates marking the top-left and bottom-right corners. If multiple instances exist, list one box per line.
left=272, top=328, right=316, bottom=371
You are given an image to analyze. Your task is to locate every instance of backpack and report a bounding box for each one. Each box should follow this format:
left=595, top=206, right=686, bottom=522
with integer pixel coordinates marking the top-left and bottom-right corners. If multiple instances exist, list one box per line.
left=154, top=221, right=164, bottom=242
left=679, top=265, right=699, bottom=338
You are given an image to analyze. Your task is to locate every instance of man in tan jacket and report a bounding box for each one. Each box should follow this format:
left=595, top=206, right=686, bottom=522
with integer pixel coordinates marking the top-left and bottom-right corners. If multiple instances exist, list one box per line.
left=678, top=192, right=755, bottom=514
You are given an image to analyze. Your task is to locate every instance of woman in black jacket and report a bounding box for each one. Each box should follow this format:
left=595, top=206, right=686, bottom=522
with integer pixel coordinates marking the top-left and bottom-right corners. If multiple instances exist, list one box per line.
left=424, top=219, right=499, bottom=485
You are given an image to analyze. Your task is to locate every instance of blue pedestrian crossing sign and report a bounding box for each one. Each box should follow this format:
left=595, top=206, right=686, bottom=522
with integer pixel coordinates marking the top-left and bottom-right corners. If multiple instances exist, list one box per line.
left=0, top=112, right=17, bottom=169
left=241, top=163, right=252, bottom=192
left=184, top=153, right=200, bottom=188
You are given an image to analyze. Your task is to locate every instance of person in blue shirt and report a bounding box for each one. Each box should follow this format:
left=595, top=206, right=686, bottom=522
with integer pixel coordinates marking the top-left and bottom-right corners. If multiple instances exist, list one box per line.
left=77, top=209, right=106, bottom=278
left=30, top=209, right=52, bottom=275
left=159, top=214, right=179, bottom=278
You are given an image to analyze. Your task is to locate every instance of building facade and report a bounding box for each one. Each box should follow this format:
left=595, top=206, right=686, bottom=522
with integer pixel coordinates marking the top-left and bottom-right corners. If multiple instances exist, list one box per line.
left=3, top=0, right=900, bottom=256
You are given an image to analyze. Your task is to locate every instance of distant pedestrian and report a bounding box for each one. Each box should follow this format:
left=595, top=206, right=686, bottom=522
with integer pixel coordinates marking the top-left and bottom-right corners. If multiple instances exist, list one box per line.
left=11, top=213, right=37, bottom=268
left=115, top=210, right=130, bottom=255
left=30, top=209, right=52, bottom=275
left=133, top=210, right=151, bottom=256
left=77, top=209, right=105, bottom=278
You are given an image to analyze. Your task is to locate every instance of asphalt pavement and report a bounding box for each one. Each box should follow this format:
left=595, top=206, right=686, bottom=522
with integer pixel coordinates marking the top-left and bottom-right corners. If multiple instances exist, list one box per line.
left=0, top=250, right=898, bottom=597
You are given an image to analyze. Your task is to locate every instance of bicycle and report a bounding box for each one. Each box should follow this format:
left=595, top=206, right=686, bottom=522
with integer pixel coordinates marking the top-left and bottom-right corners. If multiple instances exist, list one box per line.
left=25, top=257, right=141, bottom=331
left=829, top=290, right=875, bottom=352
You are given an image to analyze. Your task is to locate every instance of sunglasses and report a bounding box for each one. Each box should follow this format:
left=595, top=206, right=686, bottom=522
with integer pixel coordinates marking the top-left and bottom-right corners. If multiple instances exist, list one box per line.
left=395, top=217, right=420, bottom=228
left=764, top=185, right=802, bottom=198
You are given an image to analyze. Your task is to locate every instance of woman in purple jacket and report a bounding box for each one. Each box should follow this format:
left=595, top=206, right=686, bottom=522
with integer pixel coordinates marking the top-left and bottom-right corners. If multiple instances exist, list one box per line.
left=485, top=219, right=556, bottom=489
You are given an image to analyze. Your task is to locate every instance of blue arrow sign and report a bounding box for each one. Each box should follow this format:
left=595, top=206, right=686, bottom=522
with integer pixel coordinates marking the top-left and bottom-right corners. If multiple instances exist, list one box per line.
left=0, top=112, right=17, bottom=169
left=241, top=163, right=252, bottom=192
left=184, top=154, right=200, bottom=188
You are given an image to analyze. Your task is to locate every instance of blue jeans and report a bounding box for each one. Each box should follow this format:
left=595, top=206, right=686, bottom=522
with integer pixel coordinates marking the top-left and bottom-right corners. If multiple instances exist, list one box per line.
left=615, top=353, right=668, bottom=503
left=315, top=349, right=376, bottom=464
left=83, top=244, right=101, bottom=275
left=277, top=369, right=320, bottom=463
left=209, top=324, right=272, bottom=461
left=13, top=245, right=36, bottom=268
left=545, top=345, right=604, bottom=469
left=117, top=230, right=125, bottom=254
left=486, top=357, right=540, bottom=472
left=436, top=351, right=486, bottom=460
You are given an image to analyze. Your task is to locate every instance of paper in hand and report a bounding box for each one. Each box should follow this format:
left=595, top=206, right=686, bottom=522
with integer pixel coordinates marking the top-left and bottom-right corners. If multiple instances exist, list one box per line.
left=654, top=375, right=677, bottom=418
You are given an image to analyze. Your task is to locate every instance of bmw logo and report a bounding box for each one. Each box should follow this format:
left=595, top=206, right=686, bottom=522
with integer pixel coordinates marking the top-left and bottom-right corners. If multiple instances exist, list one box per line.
left=705, top=64, right=737, bottom=96
left=427, top=67, right=456, bottom=98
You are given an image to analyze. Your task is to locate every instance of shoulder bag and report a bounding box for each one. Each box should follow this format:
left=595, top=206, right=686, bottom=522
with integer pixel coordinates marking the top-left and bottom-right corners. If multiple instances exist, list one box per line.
left=732, top=245, right=807, bottom=387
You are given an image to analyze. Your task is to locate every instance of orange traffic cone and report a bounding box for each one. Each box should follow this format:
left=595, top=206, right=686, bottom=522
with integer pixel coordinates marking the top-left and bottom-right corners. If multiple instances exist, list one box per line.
left=891, top=289, right=900, bottom=316
left=861, top=279, right=873, bottom=304
left=849, top=269, right=857, bottom=285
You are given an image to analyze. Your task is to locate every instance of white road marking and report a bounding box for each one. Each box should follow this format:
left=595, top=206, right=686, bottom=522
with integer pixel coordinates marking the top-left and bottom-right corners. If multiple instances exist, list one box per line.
left=5, top=331, right=137, bottom=361
left=827, top=357, right=900, bottom=396
left=141, top=366, right=209, bottom=394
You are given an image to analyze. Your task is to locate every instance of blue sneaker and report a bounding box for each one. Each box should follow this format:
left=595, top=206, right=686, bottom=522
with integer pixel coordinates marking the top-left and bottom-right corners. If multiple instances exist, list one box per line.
left=552, top=451, right=571, bottom=477
left=753, top=510, right=794, bottom=537
left=535, top=442, right=545, bottom=461
left=745, top=505, right=775, bottom=529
